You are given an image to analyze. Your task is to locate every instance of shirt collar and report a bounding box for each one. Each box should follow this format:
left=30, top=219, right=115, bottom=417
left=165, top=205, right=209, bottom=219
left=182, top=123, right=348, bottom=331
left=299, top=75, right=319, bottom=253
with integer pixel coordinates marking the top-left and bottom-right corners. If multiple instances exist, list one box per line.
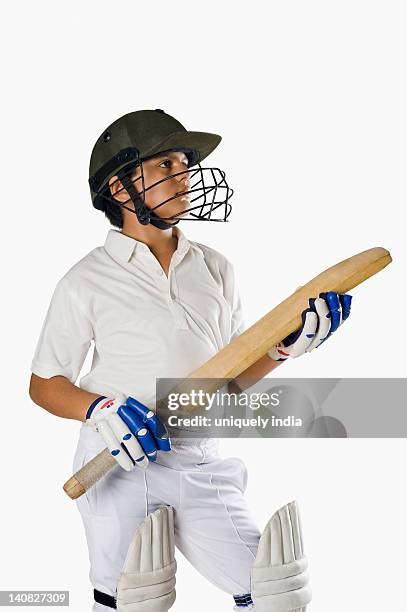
left=104, top=229, right=140, bottom=262
left=173, top=225, right=204, bottom=258
left=104, top=226, right=204, bottom=263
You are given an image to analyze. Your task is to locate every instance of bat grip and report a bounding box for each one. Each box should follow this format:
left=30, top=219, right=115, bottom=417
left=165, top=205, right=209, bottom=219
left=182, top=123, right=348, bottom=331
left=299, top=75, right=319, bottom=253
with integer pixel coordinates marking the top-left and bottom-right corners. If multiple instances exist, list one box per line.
left=63, top=447, right=117, bottom=500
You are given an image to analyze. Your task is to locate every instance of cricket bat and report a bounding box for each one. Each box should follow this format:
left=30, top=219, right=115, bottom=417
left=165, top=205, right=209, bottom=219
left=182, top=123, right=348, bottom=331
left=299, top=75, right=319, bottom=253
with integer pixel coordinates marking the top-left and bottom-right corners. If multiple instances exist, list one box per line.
left=63, top=246, right=392, bottom=499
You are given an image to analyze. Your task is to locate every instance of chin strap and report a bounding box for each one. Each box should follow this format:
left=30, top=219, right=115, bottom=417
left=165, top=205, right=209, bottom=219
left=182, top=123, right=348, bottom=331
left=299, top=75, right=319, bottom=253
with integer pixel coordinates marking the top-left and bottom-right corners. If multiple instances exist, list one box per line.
left=117, top=171, right=150, bottom=225
left=118, top=170, right=178, bottom=231
left=149, top=211, right=180, bottom=230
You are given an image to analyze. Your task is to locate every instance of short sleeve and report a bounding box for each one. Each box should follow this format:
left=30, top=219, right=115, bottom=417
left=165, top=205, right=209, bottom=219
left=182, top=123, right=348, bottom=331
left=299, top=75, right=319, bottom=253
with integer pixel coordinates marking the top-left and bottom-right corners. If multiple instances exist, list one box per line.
left=31, top=277, right=93, bottom=383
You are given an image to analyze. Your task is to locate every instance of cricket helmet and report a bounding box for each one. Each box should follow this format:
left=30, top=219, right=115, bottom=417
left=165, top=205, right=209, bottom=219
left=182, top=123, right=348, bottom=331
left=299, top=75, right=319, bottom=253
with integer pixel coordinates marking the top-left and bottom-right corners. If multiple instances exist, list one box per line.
left=88, top=109, right=234, bottom=230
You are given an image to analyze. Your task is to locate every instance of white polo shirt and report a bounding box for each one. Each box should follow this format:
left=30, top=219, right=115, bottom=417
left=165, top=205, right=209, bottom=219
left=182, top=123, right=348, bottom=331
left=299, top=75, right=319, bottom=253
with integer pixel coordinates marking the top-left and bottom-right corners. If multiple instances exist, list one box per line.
left=31, top=227, right=245, bottom=408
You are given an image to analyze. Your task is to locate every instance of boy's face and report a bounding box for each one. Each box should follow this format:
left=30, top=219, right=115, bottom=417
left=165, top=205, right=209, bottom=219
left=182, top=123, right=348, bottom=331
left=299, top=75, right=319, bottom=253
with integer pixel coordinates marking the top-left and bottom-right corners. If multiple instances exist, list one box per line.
left=109, top=150, right=191, bottom=224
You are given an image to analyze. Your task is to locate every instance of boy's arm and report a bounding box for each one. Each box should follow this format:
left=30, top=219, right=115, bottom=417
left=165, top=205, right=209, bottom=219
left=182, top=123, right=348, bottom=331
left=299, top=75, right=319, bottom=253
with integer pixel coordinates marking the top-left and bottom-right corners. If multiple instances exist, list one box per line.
left=228, top=353, right=281, bottom=394
left=30, top=276, right=98, bottom=421
left=29, top=373, right=100, bottom=422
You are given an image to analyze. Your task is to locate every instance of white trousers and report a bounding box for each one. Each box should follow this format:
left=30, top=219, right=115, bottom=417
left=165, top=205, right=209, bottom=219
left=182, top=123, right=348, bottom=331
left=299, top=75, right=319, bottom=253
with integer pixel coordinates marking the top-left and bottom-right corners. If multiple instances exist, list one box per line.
left=73, top=424, right=261, bottom=611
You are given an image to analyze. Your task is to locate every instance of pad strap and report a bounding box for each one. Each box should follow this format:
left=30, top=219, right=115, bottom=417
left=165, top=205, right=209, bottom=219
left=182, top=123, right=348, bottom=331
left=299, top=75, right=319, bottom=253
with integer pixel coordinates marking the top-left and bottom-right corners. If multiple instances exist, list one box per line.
left=94, top=589, right=116, bottom=609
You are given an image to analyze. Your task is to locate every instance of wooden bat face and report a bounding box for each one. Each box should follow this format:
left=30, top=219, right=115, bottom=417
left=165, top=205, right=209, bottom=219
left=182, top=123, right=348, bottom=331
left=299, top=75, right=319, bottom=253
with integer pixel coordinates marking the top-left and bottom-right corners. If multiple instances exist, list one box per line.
left=63, top=246, right=391, bottom=499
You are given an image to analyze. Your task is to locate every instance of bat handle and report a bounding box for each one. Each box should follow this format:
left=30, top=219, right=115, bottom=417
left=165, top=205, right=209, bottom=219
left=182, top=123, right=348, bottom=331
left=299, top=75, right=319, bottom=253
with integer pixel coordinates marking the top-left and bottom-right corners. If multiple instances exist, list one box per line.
left=63, top=447, right=117, bottom=500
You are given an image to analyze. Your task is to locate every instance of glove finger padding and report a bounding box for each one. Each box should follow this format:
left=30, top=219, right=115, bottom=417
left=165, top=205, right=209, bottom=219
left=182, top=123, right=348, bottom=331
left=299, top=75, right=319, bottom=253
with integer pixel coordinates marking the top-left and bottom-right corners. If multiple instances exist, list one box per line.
left=285, top=310, right=318, bottom=358
left=118, top=405, right=158, bottom=462
left=320, top=291, right=342, bottom=334
left=306, top=297, right=331, bottom=352
left=126, top=397, right=172, bottom=452
left=251, top=500, right=311, bottom=612
left=109, top=413, right=149, bottom=470
left=97, top=418, right=134, bottom=472
left=117, top=506, right=176, bottom=612
left=339, top=293, right=352, bottom=321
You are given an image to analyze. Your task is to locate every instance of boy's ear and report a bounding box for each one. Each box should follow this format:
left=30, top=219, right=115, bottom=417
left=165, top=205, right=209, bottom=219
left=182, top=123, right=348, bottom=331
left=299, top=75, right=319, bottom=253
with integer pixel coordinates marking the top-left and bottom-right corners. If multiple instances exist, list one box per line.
left=108, top=175, right=128, bottom=203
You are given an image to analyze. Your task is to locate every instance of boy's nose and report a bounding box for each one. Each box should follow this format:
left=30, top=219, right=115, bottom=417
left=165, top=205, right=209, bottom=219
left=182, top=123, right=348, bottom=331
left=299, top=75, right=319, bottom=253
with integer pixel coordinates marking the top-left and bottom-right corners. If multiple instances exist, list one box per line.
left=178, top=177, right=190, bottom=192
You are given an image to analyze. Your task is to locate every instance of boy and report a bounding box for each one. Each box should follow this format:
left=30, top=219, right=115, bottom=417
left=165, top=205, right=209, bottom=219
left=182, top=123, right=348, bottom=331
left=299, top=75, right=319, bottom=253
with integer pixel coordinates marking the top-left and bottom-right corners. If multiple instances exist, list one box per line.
left=30, top=109, right=351, bottom=611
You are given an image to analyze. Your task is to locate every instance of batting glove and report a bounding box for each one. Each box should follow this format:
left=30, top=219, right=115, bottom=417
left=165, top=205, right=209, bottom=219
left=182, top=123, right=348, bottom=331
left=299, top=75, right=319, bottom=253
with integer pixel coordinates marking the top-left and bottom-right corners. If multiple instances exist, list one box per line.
left=267, top=291, right=352, bottom=362
left=86, top=396, right=171, bottom=471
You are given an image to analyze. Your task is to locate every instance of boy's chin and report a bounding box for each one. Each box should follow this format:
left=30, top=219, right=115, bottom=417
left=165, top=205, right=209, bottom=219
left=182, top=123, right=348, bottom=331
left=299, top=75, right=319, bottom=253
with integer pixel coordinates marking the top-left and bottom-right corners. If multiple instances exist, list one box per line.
left=161, top=209, right=189, bottom=222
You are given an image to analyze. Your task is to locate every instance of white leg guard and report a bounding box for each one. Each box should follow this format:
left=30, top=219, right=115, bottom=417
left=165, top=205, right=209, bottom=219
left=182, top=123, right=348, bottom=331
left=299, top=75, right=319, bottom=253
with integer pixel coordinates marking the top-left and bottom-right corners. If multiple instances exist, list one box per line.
left=251, top=500, right=311, bottom=612
left=116, top=506, right=176, bottom=612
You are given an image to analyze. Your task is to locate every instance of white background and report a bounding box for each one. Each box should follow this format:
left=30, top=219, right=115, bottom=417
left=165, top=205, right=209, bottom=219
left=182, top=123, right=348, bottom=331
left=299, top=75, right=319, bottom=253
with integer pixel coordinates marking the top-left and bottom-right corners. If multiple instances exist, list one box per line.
left=1, top=1, right=406, bottom=610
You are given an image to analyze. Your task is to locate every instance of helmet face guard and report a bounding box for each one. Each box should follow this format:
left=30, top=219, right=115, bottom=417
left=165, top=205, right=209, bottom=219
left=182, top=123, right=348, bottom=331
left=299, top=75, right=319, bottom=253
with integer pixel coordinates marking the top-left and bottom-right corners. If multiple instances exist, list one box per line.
left=89, top=147, right=234, bottom=230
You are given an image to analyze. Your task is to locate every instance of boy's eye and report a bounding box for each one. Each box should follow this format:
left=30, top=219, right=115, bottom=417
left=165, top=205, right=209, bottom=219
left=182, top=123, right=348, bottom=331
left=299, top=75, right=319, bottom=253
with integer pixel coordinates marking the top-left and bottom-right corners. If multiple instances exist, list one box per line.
left=159, top=158, right=189, bottom=169
left=159, top=159, right=172, bottom=168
